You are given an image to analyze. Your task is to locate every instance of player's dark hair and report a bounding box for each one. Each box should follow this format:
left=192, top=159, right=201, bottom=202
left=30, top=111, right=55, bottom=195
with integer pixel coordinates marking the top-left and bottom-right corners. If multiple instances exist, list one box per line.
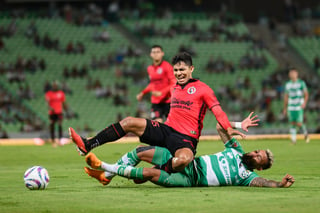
left=151, top=45, right=163, bottom=51
left=171, top=52, right=193, bottom=66
left=288, top=67, right=297, bottom=72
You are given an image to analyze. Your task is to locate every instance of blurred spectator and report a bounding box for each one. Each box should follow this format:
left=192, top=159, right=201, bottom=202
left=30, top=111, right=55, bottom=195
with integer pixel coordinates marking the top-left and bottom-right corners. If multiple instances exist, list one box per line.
left=25, top=21, right=38, bottom=38
left=39, top=58, right=46, bottom=71
left=66, top=41, right=74, bottom=54
left=79, top=65, right=88, bottom=78
left=43, top=33, right=53, bottom=49
left=25, top=57, right=38, bottom=73
left=63, top=66, right=70, bottom=78
left=75, top=41, right=85, bottom=54
left=70, top=65, right=79, bottom=78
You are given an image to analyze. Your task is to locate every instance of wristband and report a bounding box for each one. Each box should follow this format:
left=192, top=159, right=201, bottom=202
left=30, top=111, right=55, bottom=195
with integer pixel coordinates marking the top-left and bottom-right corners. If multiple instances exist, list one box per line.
left=235, top=122, right=242, bottom=129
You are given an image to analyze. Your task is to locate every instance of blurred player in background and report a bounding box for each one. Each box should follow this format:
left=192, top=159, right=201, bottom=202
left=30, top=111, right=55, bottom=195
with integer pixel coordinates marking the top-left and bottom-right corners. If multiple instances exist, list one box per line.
left=136, top=45, right=176, bottom=122
left=84, top=113, right=295, bottom=188
left=69, top=52, right=246, bottom=174
left=283, top=68, right=309, bottom=144
left=45, top=81, right=68, bottom=147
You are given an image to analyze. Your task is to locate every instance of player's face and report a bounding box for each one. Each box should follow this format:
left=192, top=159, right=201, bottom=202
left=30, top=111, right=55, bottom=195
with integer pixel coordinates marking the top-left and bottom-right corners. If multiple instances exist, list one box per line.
left=52, top=82, right=58, bottom=91
left=289, top=70, right=298, bottom=81
left=150, top=47, right=164, bottom=62
left=242, top=150, right=268, bottom=170
left=173, top=61, right=194, bottom=85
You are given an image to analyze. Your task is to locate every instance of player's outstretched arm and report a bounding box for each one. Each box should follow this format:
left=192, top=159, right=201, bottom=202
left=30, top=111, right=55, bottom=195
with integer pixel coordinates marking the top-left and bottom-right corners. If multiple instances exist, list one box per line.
left=217, top=112, right=259, bottom=144
left=249, top=174, right=295, bottom=188
left=236, top=112, right=260, bottom=132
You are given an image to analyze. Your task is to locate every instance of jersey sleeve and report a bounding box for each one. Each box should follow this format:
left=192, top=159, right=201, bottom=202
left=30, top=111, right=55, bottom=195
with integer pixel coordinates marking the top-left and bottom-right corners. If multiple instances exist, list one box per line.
left=203, top=86, right=220, bottom=109
left=224, top=138, right=245, bottom=154
left=239, top=171, right=260, bottom=186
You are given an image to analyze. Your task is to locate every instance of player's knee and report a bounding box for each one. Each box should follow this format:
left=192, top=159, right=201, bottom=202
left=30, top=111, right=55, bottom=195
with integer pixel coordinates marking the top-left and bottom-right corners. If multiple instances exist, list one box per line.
left=120, top=116, right=136, bottom=129
left=172, top=156, right=192, bottom=171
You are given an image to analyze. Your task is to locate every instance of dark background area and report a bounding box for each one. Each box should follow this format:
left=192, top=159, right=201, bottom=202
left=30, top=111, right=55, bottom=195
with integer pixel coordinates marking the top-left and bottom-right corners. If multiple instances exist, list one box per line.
left=1, top=0, right=320, bottom=22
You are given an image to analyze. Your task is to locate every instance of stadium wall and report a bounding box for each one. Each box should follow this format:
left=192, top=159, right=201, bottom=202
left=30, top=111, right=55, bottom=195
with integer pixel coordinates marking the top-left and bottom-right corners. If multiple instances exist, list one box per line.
left=0, top=134, right=319, bottom=146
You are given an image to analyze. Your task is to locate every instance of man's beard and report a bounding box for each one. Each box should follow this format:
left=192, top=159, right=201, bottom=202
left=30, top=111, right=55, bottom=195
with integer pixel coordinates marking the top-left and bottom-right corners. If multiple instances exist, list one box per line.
left=241, top=153, right=256, bottom=171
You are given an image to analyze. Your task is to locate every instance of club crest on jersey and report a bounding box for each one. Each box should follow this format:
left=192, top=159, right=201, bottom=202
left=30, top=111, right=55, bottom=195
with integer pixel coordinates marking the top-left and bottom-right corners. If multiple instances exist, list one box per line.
left=187, top=86, right=196, bottom=94
left=157, top=68, right=163, bottom=74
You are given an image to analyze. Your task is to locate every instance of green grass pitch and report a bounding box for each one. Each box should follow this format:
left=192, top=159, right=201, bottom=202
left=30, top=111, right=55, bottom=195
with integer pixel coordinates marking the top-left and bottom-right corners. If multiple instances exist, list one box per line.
left=0, top=139, right=319, bottom=213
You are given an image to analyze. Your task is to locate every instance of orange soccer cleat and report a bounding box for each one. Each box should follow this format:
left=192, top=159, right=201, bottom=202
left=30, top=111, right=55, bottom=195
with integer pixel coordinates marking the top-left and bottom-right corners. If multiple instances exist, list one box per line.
left=85, top=153, right=102, bottom=169
left=84, top=167, right=111, bottom=186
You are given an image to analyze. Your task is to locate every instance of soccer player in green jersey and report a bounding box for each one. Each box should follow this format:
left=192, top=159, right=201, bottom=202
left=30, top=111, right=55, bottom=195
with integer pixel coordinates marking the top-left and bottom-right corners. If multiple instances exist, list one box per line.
left=283, top=68, right=309, bottom=144
left=84, top=113, right=295, bottom=188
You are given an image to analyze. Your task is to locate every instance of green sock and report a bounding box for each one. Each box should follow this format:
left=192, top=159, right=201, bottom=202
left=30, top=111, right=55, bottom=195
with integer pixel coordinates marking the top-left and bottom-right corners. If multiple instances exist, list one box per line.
left=116, top=165, right=144, bottom=180
left=156, top=171, right=171, bottom=186
left=300, top=124, right=308, bottom=135
left=116, top=149, right=140, bottom=166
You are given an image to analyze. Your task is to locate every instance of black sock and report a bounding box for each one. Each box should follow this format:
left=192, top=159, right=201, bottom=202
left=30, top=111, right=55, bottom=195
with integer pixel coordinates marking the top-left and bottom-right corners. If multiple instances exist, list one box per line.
left=159, top=158, right=176, bottom=174
left=58, top=124, right=62, bottom=139
left=50, top=123, right=55, bottom=141
left=87, top=123, right=126, bottom=150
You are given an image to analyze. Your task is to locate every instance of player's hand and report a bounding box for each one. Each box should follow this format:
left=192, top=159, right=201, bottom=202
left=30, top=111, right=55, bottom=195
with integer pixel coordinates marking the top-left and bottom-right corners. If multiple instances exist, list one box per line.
left=227, top=127, right=246, bottom=139
left=301, top=103, right=306, bottom=109
left=136, top=93, right=143, bottom=101
left=241, top=112, right=260, bottom=132
left=152, top=91, right=162, bottom=97
left=281, top=174, right=295, bottom=188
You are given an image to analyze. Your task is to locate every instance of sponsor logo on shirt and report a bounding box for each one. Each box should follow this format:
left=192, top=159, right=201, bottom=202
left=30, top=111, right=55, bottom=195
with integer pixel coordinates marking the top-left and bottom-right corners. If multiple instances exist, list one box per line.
left=171, top=98, right=193, bottom=110
left=157, top=67, right=163, bottom=74
left=187, top=86, right=196, bottom=94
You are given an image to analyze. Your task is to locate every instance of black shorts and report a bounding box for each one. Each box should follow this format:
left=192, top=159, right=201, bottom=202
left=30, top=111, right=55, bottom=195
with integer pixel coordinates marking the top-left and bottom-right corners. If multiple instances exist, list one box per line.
left=139, top=119, right=198, bottom=155
left=49, top=113, right=63, bottom=122
left=151, top=103, right=170, bottom=120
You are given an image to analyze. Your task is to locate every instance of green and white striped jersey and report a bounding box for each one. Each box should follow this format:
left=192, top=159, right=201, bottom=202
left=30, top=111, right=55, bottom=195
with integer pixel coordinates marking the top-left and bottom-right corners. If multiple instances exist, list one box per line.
left=195, top=138, right=259, bottom=186
left=285, top=79, right=307, bottom=111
